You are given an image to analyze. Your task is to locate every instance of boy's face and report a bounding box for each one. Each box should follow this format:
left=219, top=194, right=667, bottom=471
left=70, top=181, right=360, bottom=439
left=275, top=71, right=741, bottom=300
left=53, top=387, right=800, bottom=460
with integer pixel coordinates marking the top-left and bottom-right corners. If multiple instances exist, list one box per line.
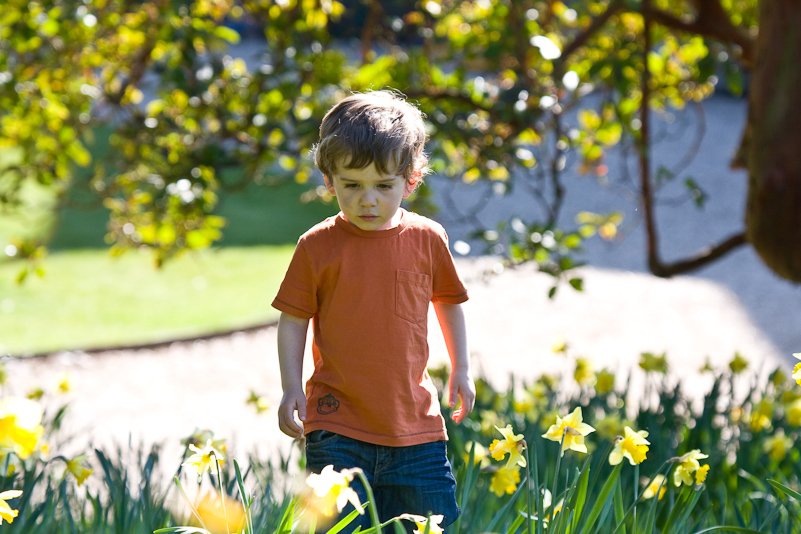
left=325, top=161, right=415, bottom=231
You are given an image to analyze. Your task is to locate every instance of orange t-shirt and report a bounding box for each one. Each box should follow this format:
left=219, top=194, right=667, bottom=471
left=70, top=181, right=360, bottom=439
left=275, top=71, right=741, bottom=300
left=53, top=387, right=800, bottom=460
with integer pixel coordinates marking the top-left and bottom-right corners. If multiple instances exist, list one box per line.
left=272, top=210, right=468, bottom=446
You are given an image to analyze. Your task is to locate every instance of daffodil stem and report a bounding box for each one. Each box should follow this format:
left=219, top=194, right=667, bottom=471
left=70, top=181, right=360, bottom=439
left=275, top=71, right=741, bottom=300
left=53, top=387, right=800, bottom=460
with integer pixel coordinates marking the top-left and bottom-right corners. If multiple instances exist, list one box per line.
left=551, top=429, right=567, bottom=521
left=612, top=459, right=673, bottom=534
left=213, top=452, right=230, bottom=534
left=524, top=444, right=532, bottom=534
left=633, top=463, right=639, bottom=529
left=356, top=470, right=382, bottom=534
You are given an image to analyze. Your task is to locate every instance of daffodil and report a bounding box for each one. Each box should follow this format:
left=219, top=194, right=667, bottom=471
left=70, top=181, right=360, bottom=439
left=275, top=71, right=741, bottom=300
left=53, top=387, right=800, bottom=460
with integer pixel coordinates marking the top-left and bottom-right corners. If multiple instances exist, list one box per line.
left=787, top=399, right=801, bottom=426
left=0, top=397, right=45, bottom=459
left=490, top=425, right=526, bottom=468
left=181, top=429, right=227, bottom=456
left=65, top=455, right=93, bottom=486
left=673, top=450, right=709, bottom=487
left=551, top=337, right=568, bottom=354
left=57, top=374, right=72, bottom=393
left=639, top=352, right=668, bottom=374
left=643, top=475, right=667, bottom=500
left=595, top=414, right=628, bottom=441
left=694, top=464, right=710, bottom=484
left=749, top=399, right=773, bottom=432
left=183, top=440, right=224, bottom=476
left=763, top=430, right=793, bottom=462
left=195, top=492, right=246, bottom=534
left=574, top=358, right=595, bottom=387
left=527, top=489, right=562, bottom=523
left=728, top=353, right=749, bottom=374
left=595, top=369, right=616, bottom=394
left=542, top=407, right=596, bottom=456
left=246, top=390, right=270, bottom=414
left=793, top=353, right=801, bottom=386
left=463, top=442, right=490, bottom=468
left=489, top=464, right=520, bottom=497
left=399, top=513, right=444, bottom=534
left=0, top=490, right=22, bottom=524
left=305, top=465, right=364, bottom=517
left=609, top=426, right=650, bottom=465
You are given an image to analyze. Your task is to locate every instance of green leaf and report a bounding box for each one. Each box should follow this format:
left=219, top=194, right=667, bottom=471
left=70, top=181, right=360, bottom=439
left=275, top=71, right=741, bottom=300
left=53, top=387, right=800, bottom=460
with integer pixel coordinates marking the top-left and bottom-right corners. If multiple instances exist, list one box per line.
left=580, top=463, right=621, bottom=534
left=767, top=479, right=801, bottom=502
left=213, top=25, right=241, bottom=43
left=569, top=278, right=583, bottom=291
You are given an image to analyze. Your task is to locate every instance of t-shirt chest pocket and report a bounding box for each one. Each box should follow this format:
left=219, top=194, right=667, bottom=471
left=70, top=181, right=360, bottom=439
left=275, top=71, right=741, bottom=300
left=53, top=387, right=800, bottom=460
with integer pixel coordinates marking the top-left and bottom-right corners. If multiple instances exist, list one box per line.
left=395, top=270, right=432, bottom=323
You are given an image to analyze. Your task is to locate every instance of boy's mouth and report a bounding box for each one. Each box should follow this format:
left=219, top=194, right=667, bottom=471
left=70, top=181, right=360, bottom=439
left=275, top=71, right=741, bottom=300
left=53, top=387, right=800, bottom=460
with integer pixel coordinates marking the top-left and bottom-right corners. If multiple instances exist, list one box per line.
left=359, top=215, right=378, bottom=221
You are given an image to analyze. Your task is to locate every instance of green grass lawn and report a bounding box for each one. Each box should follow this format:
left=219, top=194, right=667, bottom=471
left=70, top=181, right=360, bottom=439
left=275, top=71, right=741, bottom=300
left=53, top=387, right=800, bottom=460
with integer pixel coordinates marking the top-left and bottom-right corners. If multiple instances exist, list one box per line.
left=0, top=138, right=339, bottom=354
left=0, top=246, right=298, bottom=355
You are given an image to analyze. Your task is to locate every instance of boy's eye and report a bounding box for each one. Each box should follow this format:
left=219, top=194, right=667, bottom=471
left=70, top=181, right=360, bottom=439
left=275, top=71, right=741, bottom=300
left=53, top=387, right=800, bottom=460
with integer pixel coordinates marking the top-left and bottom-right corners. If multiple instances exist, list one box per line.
left=378, top=184, right=393, bottom=190
left=344, top=183, right=359, bottom=188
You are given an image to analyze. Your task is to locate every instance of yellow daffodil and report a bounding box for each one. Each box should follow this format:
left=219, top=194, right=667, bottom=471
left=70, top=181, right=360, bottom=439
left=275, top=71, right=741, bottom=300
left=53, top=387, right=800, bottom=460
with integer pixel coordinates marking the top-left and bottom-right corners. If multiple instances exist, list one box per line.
left=246, top=391, right=270, bottom=414
left=551, top=337, right=568, bottom=354
left=639, top=352, right=668, bottom=374
left=609, top=426, right=650, bottom=465
left=643, top=475, right=667, bottom=500
left=0, top=490, right=22, bottom=524
left=542, top=407, right=596, bottom=456
left=699, top=358, right=714, bottom=373
left=65, top=455, right=93, bottom=486
left=183, top=440, right=224, bottom=476
left=595, top=414, right=628, bottom=441
left=793, top=353, right=801, bottom=386
left=763, top=430, right=793, bottom=462
left=195, top=492, right=245, bottom=534
left=26, top=388, right=44, bottom=401
left=595, top=369, right=615, bottom=395
left=305, top=465, right=364, bottom=517
left=181, top=429, right=227, bottom=456
left=463, top=442, right=490, bottom=468
left=528, top=489, right=562, bottom=523
left=489, top=465, right=520, bottom=497
left=673, top=450, right=709, bottom=487
left=0, top=397, right=45, bottom=459
left=786, top=399, right=801, bottom=426
left=57, top=374, right=72, bottom=394
left=479, top=410, right=503, bottom=435
left=728, top=353, right=749, bottom=374
left=490, top=425, right=526, bottom=468
left=574, top=358, right=596, bottom=387
left=399, top=513, right=444, bottom=534
left=749, top=399, right=773, bottom=432
left=695, top=464, right=710, bottom=484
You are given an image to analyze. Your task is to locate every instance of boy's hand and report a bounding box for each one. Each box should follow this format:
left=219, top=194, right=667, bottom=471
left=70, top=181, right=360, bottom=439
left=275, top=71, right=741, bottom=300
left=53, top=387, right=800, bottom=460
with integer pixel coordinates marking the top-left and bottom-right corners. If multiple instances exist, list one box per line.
left=448, top=370, right=476, bottom=424
left=278, top=388, right=307, bottom=439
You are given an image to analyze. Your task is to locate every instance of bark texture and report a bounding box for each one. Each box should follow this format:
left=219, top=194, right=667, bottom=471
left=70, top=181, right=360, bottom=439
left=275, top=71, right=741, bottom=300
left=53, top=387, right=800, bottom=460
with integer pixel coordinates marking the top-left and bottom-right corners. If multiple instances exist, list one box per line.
left=745, top=0, right=801, bottom=281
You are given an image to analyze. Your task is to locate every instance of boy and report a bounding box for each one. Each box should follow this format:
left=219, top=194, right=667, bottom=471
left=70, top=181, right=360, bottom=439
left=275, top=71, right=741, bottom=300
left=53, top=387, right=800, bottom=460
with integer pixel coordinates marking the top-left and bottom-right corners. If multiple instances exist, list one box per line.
left=272, top=90, right=475, bottom=532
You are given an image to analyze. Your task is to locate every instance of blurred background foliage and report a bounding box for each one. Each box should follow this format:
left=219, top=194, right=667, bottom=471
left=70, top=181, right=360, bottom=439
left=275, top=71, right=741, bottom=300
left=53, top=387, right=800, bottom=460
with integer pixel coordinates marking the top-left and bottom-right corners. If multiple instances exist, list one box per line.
left=4, top=0, right=799, bottom=352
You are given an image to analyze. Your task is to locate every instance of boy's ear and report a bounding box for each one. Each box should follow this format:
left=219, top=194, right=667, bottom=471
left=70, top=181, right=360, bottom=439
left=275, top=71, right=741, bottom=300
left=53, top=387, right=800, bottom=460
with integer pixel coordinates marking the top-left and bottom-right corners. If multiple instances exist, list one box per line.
left=403, top=171, right=422, bottom=198
left=323, top=175, right=337, bottom=196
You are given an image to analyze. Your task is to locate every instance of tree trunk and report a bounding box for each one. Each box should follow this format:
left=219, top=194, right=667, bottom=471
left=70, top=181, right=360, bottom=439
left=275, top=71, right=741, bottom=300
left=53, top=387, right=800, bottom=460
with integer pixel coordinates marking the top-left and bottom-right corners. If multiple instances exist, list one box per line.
left=745, top=0, right=801, bottom=281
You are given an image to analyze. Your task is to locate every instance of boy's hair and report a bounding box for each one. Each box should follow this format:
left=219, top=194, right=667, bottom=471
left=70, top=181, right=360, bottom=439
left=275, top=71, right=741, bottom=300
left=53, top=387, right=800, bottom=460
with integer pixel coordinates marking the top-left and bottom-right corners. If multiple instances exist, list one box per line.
left=314, top=90, right=429, bottom=185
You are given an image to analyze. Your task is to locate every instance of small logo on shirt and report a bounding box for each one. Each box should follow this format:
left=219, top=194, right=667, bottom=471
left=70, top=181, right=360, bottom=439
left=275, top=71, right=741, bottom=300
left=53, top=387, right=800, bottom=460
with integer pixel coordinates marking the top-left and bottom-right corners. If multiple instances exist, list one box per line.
left=317, top=394, right=340, bottom=415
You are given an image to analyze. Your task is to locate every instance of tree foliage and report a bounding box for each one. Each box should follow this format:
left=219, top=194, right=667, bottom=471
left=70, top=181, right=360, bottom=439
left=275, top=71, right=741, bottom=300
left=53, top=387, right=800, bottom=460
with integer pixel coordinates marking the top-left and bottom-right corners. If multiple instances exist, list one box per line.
left=4, top=0, right=798, bottom=284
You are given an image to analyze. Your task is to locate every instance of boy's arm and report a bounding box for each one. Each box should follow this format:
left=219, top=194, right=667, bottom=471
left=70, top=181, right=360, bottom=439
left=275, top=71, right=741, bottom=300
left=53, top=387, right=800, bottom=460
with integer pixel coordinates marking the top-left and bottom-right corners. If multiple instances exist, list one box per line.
left=277, top=312, right=310, bottom=439
left=433, top=301, right=475, bottom=423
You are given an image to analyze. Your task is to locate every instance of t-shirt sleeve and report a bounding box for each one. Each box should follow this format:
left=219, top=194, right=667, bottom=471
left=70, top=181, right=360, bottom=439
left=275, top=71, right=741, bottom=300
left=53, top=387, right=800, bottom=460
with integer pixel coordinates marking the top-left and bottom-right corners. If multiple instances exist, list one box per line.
left=271, top=240, right=318, bottom=319
left=431, top=231, right=469, bottom=304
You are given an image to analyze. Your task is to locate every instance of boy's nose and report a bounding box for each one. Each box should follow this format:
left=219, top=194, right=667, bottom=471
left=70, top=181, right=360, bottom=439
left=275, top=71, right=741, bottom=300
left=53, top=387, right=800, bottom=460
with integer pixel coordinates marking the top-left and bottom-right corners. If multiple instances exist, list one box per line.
left=361, top=190, right=377, bottom=205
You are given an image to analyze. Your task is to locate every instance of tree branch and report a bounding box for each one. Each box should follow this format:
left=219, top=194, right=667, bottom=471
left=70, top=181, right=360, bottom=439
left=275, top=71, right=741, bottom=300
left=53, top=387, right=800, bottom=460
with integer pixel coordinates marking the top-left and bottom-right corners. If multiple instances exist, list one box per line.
left=650, top=232, right=748, bottom=276
left=643, top=0, right=755, bottom=67
left=555, top=0, right=627, bottom=75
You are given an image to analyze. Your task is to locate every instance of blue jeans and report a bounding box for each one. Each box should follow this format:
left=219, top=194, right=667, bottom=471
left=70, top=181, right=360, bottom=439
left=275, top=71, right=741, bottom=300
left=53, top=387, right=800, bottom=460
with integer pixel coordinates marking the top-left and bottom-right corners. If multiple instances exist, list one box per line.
left=305, top=430, right=460, bottom=534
